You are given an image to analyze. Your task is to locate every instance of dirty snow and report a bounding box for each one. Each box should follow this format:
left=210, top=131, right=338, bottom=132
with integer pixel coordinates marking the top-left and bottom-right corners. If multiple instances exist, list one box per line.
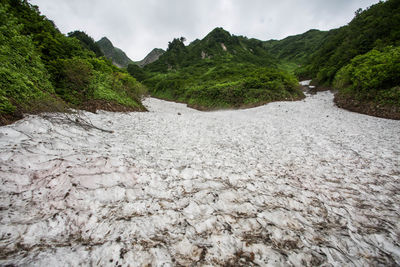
left=1, top=91, right=400, bottom=266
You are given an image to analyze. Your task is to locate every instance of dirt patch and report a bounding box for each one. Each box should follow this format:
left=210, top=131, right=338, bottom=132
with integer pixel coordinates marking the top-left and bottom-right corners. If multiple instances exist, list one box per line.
left=334, top=93, right=400, bottom=120
left=304, top=85, right=333, bottom=95
left=187, top=96, right=306, bottom=111
left=81, top=100, right=147, bottom=113
left=0, top=112, right=23, bottom=126
left=0, top=100, right=147, bottom=126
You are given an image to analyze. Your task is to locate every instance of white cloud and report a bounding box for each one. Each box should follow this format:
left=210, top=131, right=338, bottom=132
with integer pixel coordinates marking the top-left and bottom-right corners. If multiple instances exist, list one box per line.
left=30, top=0, right=380, bottom=60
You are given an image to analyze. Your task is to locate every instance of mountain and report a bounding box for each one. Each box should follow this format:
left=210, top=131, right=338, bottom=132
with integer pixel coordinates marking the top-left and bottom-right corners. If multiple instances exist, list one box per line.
left=137, top=48, right=165, bottom=67
left=140, top=0, right=400, bottom=118
left=296, top=0, right=400, bottom=84
left=161, top=0, right=399, bottom=119
left=96, top=37, right=134, bottom=68
left=295, top=0, right=400, bottom=119
left=145, top=27, right=277, bottom=73
left=263, top=29, right=329, bottom=65
left=142, top=27, right=304, bottom=109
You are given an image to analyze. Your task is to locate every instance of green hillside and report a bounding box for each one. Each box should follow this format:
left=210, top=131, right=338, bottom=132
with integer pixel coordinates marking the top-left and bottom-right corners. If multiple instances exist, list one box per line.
left=68, top=30, right=104, bottom=57
left=136, top=48, right=165, bottom=67
left=297, top=0, right=400, bottom=84
left=142, top=28, right=304, bottom=109
left=96, top=37, right=134, bottom=68
left=1, top=0, right=399, bottom=123
left=0, top=0, right=146, bottom=125
left=263, top=29, right=329, bottom=75
left=256, top=0, right=400, bottom=118
left=263, top=29, right=328, bottom=65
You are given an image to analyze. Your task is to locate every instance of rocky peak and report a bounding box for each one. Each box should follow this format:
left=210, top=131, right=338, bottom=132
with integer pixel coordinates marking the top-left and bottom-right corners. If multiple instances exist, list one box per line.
left=138, top=48, right=165, bottom=67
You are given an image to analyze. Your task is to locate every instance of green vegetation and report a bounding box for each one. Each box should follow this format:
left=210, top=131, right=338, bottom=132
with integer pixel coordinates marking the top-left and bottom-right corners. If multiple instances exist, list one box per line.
left=127, top=63, right=147, bottom=82
left=1, top=0, right=146, bottom=125
left=136, top=48, right=165, bottom=67
left=141, top=0, right=400, bottom=116
left=264, top=29, right=329, bottom=67
left=2, top=0, right=399, bottom=122
left=261, top=0, right=400, bottom=117
left=142, top=28, right=304, bottom=109
left=68, top=30, right=104, bottom=57
left=96, top=37, right=134, bottom=68
left=145, top=63, right=302, bottom=109
left=297, top=0, right=400, bottom=85
left=334, top=46, right=400, bottom=107
left=0, top=3, right=58, bottom=117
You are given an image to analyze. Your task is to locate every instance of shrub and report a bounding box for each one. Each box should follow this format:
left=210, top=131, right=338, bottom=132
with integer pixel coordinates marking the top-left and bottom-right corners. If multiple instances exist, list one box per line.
left=334, top=46, right=400, bottom=106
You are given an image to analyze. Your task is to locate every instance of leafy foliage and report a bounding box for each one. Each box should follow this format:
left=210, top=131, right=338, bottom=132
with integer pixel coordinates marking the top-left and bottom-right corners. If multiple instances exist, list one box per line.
left=68, top=30, right=104, bottom=57
left=298, top=0, right=400, bottom=84
left=142, top=27, right=303, bottom=109
left=1, top=0, right=146, bottom=123
left=144, top=61, right=303, bottom=109
left=145, top=27, right=277, bottom=73
left=96, top=37, right=134, bottom=68
left=264, top=29, right=329, bottom=66
left=334, top=46, right=400, bottom=107
left=0, top=3, right=57, bottom=115
left=136, top=48, right=165, bottom=67
left=127, top=63, right=147, bottom=82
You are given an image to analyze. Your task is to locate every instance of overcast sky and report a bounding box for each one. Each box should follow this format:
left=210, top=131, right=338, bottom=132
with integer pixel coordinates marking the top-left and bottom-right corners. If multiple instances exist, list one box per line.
left=30, top=0, right=380, bottom=61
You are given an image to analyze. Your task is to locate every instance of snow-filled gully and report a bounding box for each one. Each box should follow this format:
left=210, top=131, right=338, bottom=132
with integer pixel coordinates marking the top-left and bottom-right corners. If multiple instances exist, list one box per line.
left=1, top=91, right=400, bottom=266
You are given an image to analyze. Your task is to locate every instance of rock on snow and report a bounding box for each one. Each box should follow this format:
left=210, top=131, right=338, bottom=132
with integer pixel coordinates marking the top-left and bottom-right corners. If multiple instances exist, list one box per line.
left=1, top=92, right=400, bottom=266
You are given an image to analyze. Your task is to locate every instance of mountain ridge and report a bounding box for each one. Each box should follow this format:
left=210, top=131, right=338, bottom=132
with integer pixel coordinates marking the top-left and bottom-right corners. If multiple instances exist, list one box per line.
left=137, top=48, right=165, bottom=67
left=96, top=37, right=134, bottom=68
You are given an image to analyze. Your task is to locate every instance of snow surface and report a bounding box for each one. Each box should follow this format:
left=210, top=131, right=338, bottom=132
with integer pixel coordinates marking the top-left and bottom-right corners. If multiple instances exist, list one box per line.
left=299, top=80, right=311, bottom=86
left=1, top=91, right=400, bottom=266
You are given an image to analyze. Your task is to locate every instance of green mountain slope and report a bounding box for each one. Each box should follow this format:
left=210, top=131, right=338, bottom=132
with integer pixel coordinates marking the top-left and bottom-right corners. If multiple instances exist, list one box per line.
left=263, top=29, right=329, bottom=74
left=96, top=37, right=134, bottom=68
left=137, top=48, right=165, bottom=67
left=68, top=30, right=104, bottom=57
left=298, top=0, right=400, bottom=85
left=302, top=0, right=400, bottom=118
left=252, top=0, right=400, bottom=118
left=0, top=0, right=146, bottom=125
left=142, top=27, right=303, bottom=109
left=264, top=29, right=328, bottom=64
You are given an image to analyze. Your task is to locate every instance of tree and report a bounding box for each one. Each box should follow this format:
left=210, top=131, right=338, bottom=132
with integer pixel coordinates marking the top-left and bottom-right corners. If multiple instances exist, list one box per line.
left=127, top=63, right=147, bottom=82
left=68, top=30, right=104, bottom=57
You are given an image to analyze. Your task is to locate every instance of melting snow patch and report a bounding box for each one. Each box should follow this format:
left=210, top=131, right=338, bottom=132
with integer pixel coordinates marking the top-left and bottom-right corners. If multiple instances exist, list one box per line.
left=1, top=92, right=400, bottom=265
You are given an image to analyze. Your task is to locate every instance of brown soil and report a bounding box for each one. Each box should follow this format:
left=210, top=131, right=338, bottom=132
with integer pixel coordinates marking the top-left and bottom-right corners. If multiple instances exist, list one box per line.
left=0, top=113, right=23, bottom=126
left=187, top=95, right=306, bottom=111
left=81, top=100, right=147, bottom=113
left=302, top=85, right=332, bottom=94
left=334, top=93, right=400, bottom=120
left=0, top=100, right=147, bottom=127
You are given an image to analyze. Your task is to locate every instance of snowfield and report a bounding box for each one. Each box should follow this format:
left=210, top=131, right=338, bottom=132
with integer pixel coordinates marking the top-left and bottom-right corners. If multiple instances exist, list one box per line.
left=1, top=91, right=400, bottom=266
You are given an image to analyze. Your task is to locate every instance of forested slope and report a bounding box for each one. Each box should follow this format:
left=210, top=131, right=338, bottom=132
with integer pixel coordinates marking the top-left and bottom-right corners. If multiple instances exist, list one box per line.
left=96, top=37, right=134, bottom=68
left=258, top=0, right=400, bottom=118
left=0, top=0, right=146, bottom=125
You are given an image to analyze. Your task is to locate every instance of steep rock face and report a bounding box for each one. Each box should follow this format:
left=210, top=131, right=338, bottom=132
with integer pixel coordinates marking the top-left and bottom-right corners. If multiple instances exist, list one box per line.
left=137, top=48, right=165, bottom=67
left=96, top=37, right=133, bottom=68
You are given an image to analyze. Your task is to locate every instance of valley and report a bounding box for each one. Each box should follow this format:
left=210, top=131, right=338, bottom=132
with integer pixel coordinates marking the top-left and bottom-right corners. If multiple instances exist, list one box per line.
left=1, top=0, right=400, bottom=265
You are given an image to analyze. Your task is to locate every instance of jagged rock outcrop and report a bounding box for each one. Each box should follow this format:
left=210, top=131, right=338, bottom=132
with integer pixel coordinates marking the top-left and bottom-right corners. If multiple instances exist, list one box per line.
left=137, top=48, right=165, bottom=67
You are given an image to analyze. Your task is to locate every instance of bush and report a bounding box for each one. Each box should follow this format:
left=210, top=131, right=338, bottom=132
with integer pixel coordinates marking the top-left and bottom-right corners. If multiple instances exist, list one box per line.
left=144, top=62, right=303, bottom=109
left=0, top=4, right=56, bottom=115
left=334, top=46, right=400, bottom=106
left=54, top=58, right=93, bottom=104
